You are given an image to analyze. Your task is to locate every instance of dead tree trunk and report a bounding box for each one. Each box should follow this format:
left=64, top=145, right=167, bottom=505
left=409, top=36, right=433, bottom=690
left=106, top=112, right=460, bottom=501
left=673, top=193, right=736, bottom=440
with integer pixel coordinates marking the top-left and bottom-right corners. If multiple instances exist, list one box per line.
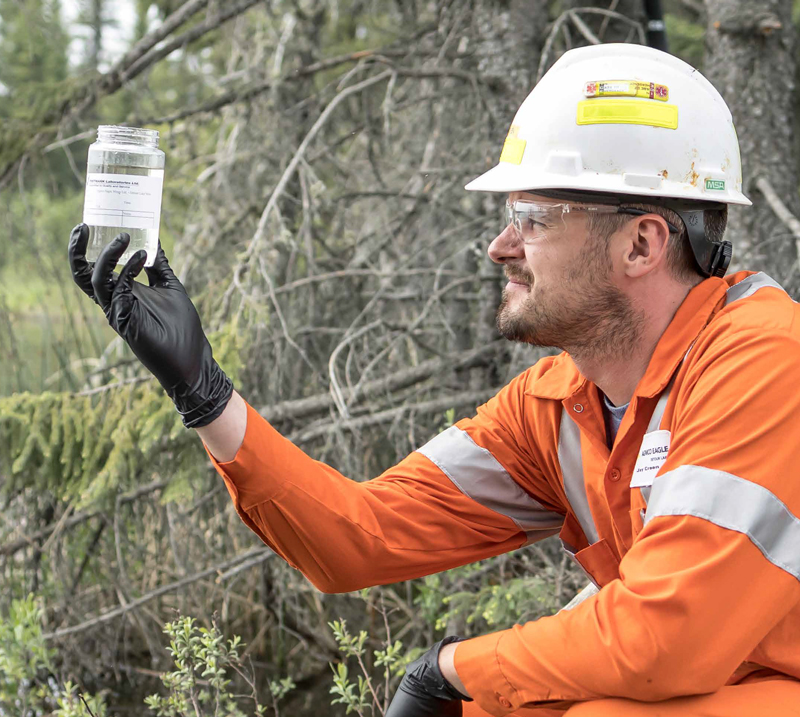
left=703, top=0, right=800, bottom=290
left=463, top=0, right=550, bottom=392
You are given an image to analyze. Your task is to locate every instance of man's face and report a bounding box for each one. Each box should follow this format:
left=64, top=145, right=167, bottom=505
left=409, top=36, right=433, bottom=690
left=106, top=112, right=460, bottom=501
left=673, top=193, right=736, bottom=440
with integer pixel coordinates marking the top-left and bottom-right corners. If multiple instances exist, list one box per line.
left=489, top=192, right=642, bottom=359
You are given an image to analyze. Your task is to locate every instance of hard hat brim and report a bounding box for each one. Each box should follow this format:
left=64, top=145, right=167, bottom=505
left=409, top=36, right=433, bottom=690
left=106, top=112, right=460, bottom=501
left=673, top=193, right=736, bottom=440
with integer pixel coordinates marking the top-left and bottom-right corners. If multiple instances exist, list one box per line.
left=464, top=163, right=752, bottom=206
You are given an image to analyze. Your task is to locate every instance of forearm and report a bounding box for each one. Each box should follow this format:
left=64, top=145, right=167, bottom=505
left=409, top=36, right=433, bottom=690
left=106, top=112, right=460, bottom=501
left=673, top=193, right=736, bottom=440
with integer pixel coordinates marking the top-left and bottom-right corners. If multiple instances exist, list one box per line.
left=195, top=390, right=247, bottom=462
left=202, top=399, right=527, bottom=592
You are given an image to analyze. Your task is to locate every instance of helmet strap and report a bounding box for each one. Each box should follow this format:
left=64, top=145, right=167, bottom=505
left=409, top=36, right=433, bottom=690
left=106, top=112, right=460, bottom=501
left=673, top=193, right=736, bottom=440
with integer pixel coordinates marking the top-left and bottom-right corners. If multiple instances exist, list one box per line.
left=669, top=207, right=732, bottom=278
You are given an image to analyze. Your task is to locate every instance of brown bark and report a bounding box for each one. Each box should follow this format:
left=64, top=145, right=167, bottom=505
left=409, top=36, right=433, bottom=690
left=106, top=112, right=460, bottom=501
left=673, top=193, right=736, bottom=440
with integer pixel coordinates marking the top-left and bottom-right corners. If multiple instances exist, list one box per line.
left=703, top=0, right=800, bottom=288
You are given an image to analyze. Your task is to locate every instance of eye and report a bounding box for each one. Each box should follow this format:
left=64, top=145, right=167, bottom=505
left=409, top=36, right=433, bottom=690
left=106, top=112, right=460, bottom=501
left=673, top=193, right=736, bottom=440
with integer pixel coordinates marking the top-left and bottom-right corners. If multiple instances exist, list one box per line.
left=523, top=213, right=547, bottom=230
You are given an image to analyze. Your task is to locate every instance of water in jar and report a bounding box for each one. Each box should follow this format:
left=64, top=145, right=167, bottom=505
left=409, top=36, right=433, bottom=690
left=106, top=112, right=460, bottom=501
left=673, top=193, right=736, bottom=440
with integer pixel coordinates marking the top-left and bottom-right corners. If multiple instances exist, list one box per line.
left=83, top=126, right=165, bottom=267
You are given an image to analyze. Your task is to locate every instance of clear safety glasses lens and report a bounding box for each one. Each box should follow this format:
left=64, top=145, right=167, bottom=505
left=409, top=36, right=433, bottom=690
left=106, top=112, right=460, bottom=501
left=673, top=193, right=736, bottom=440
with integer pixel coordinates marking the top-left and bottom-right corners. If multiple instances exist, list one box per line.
left=504, top=200, right=593, bottom=241
left=503, top=200, right=680, bottom=241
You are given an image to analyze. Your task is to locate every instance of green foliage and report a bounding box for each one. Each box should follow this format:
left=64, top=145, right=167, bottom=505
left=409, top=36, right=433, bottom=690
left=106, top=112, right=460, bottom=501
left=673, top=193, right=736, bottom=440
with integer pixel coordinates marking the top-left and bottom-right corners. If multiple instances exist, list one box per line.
left=414, top=559, right=561, bottom=634
left=2, top=602, right=293, bottom=717
left=665, top=13, right=706, bottom=69
left=145, top=616, right=285, bottom=717
left=0, top=383, right=194, bottom=507
left=0, top=594, right=55, bottom=714
left=329, top=661, right=371, bottom=716
left=55, top=680, right=110, bottom=717
left=440, top=576, right=560, bottom=630
left=0, top=0, right=69, bottom=97
left=328, top=616, right=406, bottom=716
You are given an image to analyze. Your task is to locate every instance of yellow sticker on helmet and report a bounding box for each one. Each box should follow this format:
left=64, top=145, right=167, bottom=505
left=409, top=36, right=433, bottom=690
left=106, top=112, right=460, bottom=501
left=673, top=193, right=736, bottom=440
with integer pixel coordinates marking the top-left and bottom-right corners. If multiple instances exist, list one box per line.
left=499, top=124, right=526, bottom=165
left=576, top=99, right=678, bottom=130
left=584, top=80, right=669, bottom=102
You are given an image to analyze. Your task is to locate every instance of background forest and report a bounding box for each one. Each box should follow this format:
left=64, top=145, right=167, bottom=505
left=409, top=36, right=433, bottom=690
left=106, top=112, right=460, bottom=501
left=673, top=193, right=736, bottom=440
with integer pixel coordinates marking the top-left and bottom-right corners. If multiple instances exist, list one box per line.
left=2, top=0, right=800, bottom=715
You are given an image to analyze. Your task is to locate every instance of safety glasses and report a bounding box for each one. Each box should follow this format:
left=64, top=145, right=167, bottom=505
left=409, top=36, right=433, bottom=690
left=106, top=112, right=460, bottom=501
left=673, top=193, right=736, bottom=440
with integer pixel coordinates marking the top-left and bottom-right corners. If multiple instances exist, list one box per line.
left=504, top=199, right=680, bottom=241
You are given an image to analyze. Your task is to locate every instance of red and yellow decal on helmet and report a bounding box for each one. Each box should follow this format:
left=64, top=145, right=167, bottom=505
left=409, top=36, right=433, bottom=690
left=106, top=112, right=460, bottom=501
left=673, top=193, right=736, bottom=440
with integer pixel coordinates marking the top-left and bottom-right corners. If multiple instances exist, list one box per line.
left=584, top=80, right=669, bottom=102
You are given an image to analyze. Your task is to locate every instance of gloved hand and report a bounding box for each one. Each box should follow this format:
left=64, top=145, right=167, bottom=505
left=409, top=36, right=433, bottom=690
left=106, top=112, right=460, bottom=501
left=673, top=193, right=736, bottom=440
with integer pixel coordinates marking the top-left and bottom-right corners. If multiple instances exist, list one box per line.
left=68, top=225, right=233, bottom=428
left=385, top=636, right=471, bottom=717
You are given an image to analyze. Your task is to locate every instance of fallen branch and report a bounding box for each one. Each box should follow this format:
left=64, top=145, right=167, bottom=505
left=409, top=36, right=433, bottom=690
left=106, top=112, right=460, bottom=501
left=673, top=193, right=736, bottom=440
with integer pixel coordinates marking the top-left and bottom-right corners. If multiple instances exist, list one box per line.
left=755, top=177, right=800, bottom=260
left=43, top=547, right=271, bottom=641
left=116, top=0, right=264, bottom=91
left=260, top=341, right=501, bottom=423
left=290, top=387, right=499, bottom=443
left=0, top=0, right=261, bottom=190
left=0, top=480, right=167, bottom=558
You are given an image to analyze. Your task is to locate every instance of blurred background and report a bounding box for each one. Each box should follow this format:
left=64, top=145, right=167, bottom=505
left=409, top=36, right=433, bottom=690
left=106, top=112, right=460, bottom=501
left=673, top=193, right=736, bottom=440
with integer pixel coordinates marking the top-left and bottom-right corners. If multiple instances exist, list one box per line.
left=2, top=1, right=800, bottom=715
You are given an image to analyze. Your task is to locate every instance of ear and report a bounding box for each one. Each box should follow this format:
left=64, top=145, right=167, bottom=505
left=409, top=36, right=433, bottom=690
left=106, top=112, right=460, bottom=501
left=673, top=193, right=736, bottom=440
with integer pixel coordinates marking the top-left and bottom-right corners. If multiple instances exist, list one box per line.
left=621, top=214, right=672, bottom=278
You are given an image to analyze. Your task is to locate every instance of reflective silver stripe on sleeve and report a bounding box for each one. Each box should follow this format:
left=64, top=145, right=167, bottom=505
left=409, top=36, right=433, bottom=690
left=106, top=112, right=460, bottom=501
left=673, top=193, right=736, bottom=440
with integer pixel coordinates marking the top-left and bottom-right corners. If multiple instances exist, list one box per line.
left=559, top=411, right=599, bottom=545
left=416, top=426, right=564, bottom=539
left=725, top=272, right=785, bottom=305
left=645, top=465, right=800, bottom=582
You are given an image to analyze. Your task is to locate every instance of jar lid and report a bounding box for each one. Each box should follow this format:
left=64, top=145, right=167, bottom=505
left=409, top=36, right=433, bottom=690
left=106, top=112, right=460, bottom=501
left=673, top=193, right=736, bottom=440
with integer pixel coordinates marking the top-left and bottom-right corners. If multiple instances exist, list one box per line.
left=97, top=125, right=159, bottom=148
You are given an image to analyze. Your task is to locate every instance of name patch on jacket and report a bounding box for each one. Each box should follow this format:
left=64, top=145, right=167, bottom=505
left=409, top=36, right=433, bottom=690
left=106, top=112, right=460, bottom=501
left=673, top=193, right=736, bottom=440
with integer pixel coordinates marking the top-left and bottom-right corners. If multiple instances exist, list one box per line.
left=630, top=430, right=671, bottom=488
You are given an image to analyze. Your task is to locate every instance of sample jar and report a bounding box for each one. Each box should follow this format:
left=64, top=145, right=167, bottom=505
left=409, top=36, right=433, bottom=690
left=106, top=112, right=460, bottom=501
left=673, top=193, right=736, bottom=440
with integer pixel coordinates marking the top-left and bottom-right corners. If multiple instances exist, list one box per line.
left=82, top=125, right=165, bottom=267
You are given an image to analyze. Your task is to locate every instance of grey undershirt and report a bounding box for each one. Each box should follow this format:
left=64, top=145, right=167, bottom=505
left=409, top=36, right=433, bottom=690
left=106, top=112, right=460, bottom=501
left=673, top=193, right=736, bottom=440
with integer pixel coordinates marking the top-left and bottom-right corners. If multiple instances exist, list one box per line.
left=602, top=393, right=630, bottom=449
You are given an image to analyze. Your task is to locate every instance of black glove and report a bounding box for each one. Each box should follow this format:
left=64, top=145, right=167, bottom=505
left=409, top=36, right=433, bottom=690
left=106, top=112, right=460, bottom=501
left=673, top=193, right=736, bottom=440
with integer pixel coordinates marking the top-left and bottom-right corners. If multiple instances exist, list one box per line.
left=68, top=225, right=233, bottom=428
left=385, top=636, right=471, bottom=717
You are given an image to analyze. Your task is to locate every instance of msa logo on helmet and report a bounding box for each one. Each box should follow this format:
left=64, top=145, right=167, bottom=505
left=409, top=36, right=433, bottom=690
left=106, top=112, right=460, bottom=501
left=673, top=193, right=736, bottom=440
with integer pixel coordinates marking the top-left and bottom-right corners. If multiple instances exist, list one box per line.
left=705, top=179, right=726, bottom=191
left=583, top=80, right=670, bottom=102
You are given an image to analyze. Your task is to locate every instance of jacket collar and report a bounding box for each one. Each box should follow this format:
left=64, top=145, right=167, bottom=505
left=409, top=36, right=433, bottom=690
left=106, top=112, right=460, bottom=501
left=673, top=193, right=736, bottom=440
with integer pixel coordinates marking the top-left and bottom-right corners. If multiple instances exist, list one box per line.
left=525, top=274, right=743, bottom=401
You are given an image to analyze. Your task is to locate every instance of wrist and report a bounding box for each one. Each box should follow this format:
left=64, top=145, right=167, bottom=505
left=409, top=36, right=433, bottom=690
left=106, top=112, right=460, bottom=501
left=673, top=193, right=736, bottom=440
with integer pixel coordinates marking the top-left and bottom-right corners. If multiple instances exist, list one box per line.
left=169, top=361, right=233, bottom=428
left=438, top=640, right=470, bottom=700
left=196, top=390, right=247, bottom=463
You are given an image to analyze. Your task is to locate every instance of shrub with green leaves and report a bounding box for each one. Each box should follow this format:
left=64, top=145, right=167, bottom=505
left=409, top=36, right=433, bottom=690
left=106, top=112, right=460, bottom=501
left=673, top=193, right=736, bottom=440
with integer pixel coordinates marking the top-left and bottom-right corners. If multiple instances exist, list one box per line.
left=144, top=615, right=295, bottom=717
left=328, top=615, right=406, bottom=717
left=0, top=594, right=55, bottom=716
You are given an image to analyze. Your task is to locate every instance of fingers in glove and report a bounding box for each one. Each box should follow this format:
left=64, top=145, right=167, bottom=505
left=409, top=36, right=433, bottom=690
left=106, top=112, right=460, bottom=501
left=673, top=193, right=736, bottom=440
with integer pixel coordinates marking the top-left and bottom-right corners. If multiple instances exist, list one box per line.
left=68, top=224, right=98, bottom=302
left=91, top=232, right=130, bottom=311
left=110, top=249, right=147, bottom=334
left=144, top=242, right=185, bottom=293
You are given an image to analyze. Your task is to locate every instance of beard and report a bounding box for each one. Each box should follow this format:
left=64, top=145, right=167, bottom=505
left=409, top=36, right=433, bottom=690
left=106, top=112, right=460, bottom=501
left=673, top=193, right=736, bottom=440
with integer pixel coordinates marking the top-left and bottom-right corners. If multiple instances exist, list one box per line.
left=496, top=250, right=644, bottom=360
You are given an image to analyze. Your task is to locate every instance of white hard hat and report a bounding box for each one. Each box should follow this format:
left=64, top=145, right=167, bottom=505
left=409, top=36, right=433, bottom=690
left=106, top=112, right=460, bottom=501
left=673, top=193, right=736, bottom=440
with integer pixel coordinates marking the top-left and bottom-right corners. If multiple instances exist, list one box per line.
left=466, top=43, right=751, bottom=207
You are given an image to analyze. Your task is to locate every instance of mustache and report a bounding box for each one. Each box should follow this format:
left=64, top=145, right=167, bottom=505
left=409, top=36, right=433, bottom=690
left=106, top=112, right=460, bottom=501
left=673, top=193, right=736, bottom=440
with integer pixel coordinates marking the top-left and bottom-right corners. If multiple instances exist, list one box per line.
left=504, top=266, right=534, bottom=285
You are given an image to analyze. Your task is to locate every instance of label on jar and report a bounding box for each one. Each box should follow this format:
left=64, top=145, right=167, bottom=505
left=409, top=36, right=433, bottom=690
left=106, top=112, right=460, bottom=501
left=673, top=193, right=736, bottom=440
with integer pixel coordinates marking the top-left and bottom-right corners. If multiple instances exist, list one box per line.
left=82, top=172, right=164, bottom=230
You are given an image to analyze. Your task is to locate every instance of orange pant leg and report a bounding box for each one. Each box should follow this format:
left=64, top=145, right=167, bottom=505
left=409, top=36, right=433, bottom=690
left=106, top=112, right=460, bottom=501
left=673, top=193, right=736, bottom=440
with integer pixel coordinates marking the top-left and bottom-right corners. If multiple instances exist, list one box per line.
left=463, top=701, right=568, bottom=717
left=463, top=677, right=800, bottom=716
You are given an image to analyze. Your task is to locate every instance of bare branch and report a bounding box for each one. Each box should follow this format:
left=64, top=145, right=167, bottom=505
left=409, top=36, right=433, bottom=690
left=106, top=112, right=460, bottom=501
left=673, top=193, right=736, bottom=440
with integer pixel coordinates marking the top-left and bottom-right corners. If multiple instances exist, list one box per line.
left=43, top=547, right=271, bottom=641
left=290, top=387, right=499, bottom=444
left=117, top=0, right=265, bottom=89
left=260, top=341, right=501, bottom=423
left=0, top=480, right=167, bottom=558
left=0, top=0, right=262, bottom=190
left=755, top=177, right=800, bottom=259
left=569, top=11, right=602, bottom=45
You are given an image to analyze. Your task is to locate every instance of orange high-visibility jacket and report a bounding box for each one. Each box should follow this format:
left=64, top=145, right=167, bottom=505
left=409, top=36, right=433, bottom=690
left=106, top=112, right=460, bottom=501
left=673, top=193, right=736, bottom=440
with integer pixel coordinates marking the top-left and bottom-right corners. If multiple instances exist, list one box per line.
left=208, top=271, right=800, bottom=715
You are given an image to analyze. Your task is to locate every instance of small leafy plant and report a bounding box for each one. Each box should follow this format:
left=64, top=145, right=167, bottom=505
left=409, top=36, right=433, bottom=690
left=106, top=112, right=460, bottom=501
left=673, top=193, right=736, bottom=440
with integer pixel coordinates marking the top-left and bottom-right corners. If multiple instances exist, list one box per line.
left=328, top=597, right=406, bottom=717
left=145, top=615, right=295, bottom=717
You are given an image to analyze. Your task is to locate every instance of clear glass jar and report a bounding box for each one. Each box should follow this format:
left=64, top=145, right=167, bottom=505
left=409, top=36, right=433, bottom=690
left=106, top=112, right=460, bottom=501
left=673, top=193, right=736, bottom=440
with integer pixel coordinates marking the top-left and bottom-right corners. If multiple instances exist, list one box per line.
left=82, top=125, right=166, bottom=266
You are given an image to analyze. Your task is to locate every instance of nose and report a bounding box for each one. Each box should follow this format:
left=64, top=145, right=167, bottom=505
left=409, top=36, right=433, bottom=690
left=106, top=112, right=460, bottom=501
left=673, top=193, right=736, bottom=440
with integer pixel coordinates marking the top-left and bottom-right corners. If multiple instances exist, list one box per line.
left=488, top=223, right=524, bottom=264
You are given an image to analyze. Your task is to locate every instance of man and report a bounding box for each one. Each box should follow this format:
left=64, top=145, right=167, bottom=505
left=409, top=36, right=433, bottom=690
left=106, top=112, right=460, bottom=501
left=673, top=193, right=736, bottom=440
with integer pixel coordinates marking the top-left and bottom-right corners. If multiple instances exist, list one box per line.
left=69, top=44, right=800, bottom=716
